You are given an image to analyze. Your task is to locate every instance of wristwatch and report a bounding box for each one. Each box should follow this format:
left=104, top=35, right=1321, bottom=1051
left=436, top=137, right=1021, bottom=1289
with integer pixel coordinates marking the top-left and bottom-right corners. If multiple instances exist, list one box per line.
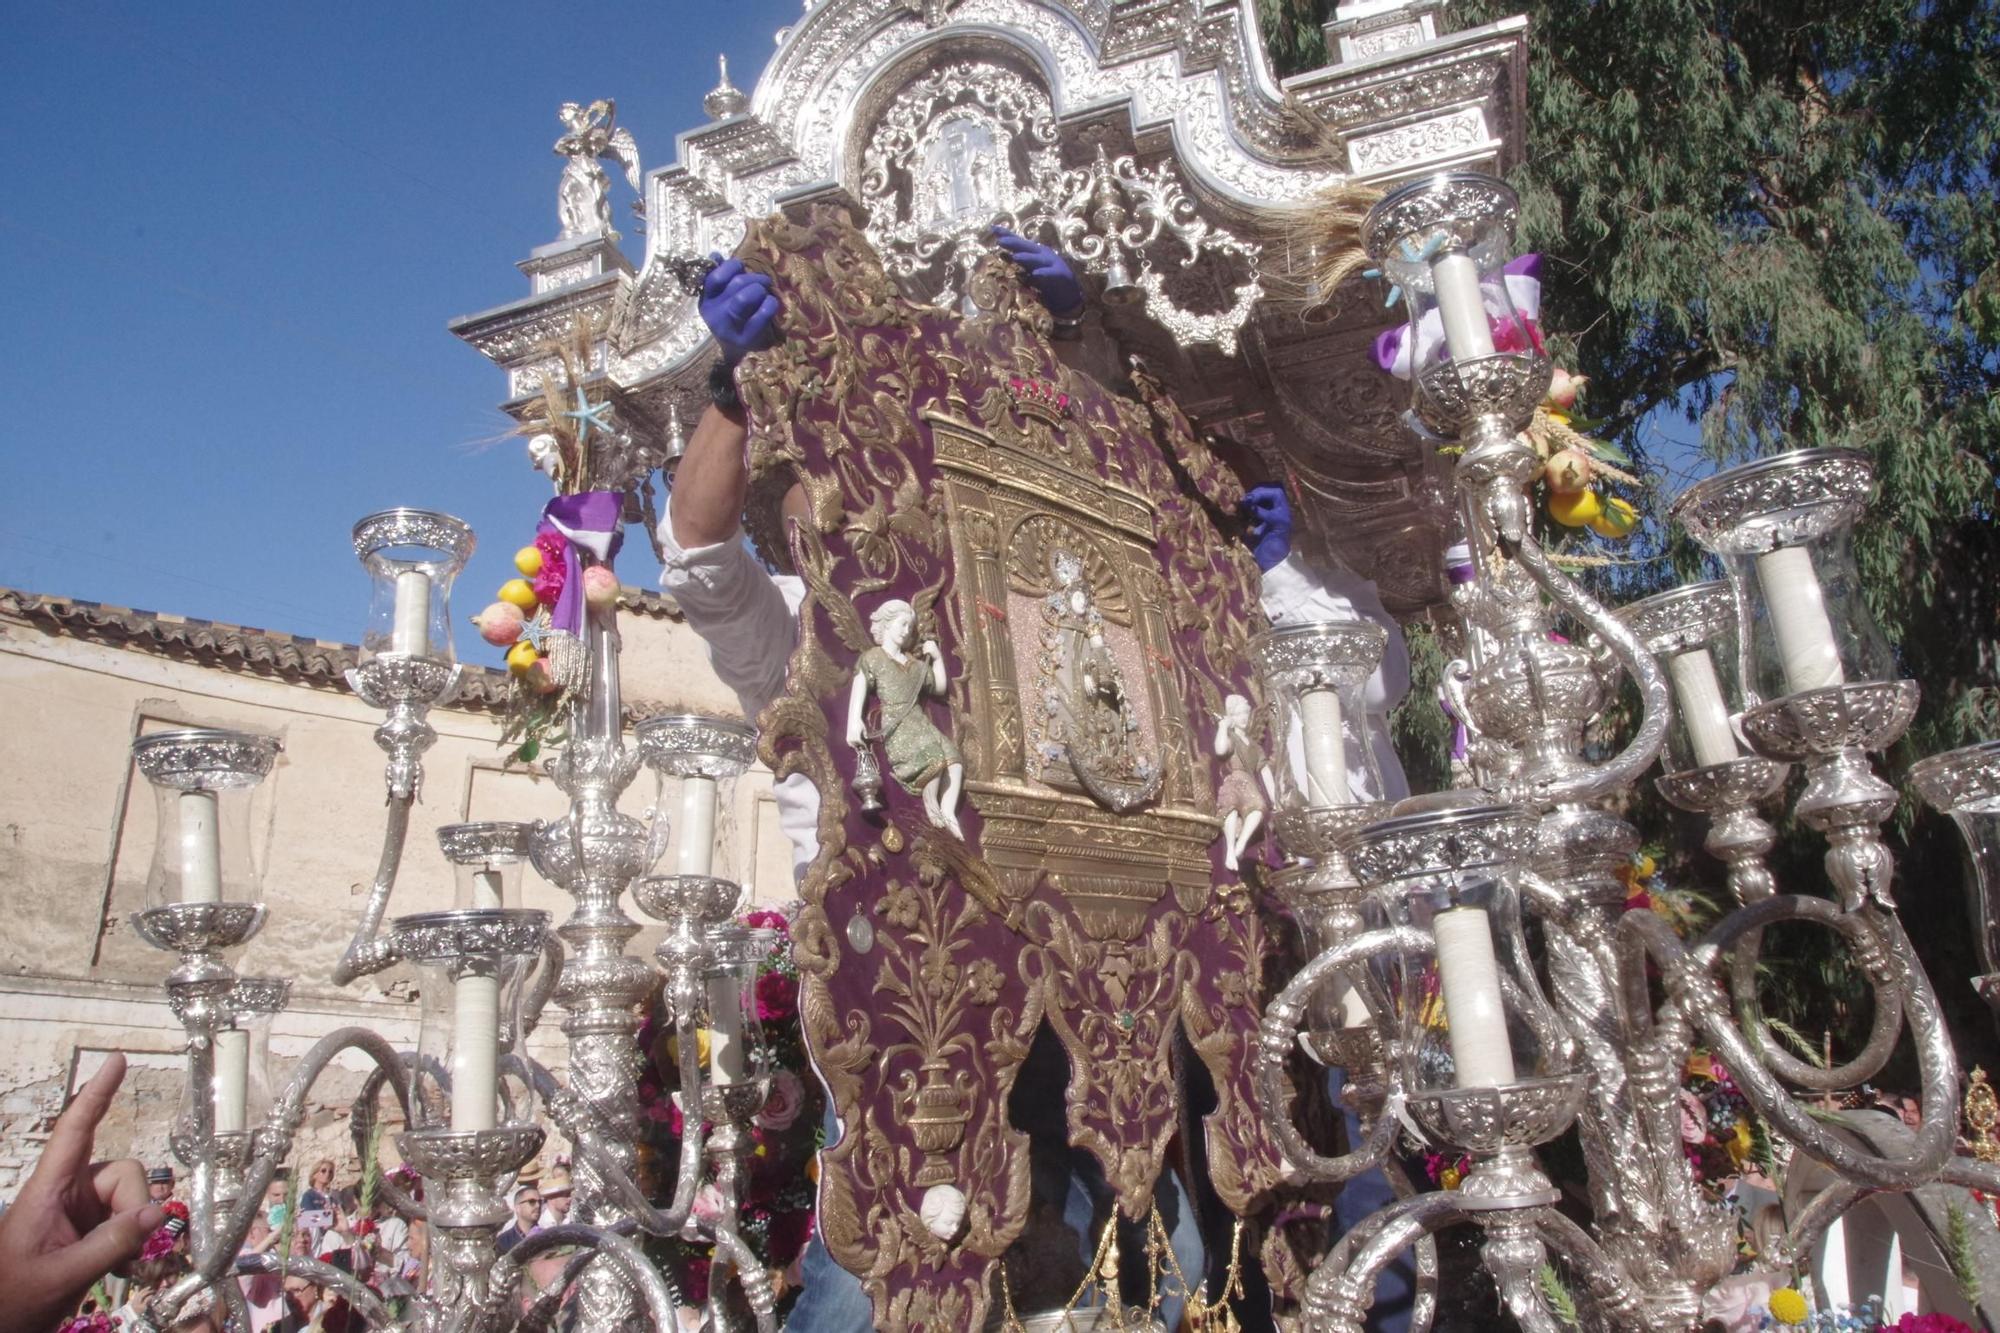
left=708, top=358, right=742, bottom=413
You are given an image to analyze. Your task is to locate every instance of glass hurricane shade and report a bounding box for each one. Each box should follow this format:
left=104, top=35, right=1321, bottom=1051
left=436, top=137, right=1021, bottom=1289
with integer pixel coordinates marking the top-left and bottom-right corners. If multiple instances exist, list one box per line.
left=406, top=915, right=545, bottom=1133
left=1911, top=740, right=2000, bottom=986
left=437, top=822, right=536, bottom=911
left=1617, top=581, right=1747, bottom=773
left=132, top=729, right=281, bottom=909
left=352, top=509, right=476, bottom=664
left=178, top=979, right=283, bottom=1138
left=702, top=925, right=775, bottom=1087
left=1345, top=805, right=1563, bottom=1099
left=1250, top=621, right=1388, bottom=811
left=633, top=715, right=758, bottom=880
left=1669, top=449, right=1894, bottom=704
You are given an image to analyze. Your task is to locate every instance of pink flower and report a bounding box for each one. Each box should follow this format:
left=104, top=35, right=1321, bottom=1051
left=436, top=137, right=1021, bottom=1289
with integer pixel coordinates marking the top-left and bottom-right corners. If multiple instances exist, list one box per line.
left=757, top=1069, right=805, bottom=1132
left=1699, top=1271, right=1778, bottom=1332
left=1679, top=1091, right=1708, bottom=1145
left=1882, top=1316, right=1976, bottom=1333
left=755, top=971, right=798, bottom=1023
left=744, top=908, right=789, bottom=933
left=691, top=1183, right=728, bottom=1227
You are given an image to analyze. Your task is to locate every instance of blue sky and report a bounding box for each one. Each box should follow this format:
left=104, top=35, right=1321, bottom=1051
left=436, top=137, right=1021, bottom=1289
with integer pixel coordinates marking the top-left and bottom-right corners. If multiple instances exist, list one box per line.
left=0, top=1, right=798, bottom=643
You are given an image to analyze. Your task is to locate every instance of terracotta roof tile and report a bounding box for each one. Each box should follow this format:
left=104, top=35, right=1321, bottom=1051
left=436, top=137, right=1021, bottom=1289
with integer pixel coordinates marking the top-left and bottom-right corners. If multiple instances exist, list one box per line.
left=0, top=587, right=512, bottom=711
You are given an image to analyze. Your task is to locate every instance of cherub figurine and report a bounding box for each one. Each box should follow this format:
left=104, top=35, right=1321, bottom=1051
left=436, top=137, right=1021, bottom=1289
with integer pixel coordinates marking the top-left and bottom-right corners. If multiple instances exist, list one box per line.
left=847, top=599, right=966, bottom=837
left=1213, top=693, right=1275, bottom=872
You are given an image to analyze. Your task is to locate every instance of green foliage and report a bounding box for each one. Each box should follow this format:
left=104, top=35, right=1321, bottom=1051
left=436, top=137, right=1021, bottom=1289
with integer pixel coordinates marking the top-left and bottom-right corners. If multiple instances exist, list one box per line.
left=1389, top=619, right=1456, bottom=793
left=1536, top=1263, right=1581, bottom=1329
left=1260, top=0, right=1330, bottom=76
left=1450, top=0, right=2000, bottom=740
left=1945, top=1202, right=1983, bottom=1307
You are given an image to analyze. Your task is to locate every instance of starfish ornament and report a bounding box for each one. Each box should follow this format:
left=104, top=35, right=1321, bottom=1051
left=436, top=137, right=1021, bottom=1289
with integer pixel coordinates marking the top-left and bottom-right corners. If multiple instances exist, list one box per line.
left=564, top=386, right=615, bottom=442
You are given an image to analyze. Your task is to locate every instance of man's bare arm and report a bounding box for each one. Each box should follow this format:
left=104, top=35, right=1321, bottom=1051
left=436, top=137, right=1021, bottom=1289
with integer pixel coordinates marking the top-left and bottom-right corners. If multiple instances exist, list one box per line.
left=667, top=402, right=751, bottom=550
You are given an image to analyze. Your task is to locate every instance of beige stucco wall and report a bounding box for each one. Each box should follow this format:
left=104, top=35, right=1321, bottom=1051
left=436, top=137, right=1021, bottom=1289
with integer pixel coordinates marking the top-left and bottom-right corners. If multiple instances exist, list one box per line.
left=0, top=599, right=799, bottom=1197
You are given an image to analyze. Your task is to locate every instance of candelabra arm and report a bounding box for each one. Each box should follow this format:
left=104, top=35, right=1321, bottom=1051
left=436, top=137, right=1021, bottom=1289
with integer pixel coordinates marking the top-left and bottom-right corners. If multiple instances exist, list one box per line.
left=474, top=1223, right=685, bottom=1333
left=1529, top=1207, right=1652, bottom=1331
left=518, top=931, right=564, bottom=1040
left=1382, top=1156, right=1441, bottom=1333
left=1257, top=927, right=1428, bottom=1183
left=524, top=1014, right=708, bottom=1236
left=1303, top=1192, right=1468, bottom=1332
left=1502, top=532, right=1671, bottom=806
left=1479, top=1210, right=1568, bottom=1333
left=150, top=1253, right=397, bottom=1333
left=1940, top=1155, right=2000, bottom=1194
left=1624, top=900, right=1959, bottom=1191
left=333, top=790, right=415, bottom=985
left=1778, top=1181, right=1873, bottom=1270
left=710, top=1224, right=779, bottom=1333
left=351, top=1060, right=427, bottom=1221
left=189, top=1027, right=415, bottom=1302
left=1726, top=922, right=1904, bottom=1090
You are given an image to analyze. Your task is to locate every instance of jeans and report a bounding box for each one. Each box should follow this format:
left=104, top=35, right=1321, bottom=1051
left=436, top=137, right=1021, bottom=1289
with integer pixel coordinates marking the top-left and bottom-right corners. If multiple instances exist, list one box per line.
left=783, top=1106, right=876, bottom=1332
left=1060, top=1147, right=1206, bottom=1330
left=1328, top=1069, right=1414, bottom=1333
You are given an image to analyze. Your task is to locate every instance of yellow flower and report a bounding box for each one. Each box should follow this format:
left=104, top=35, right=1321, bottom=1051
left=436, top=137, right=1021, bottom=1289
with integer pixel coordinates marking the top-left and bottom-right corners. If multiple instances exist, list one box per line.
left=663, top=1029, right=713, bottom=1067
left=1768, top=1287, right=1808, bottom=1325
left=1685, top=1053, right=1713, bottom=1080
left=1439, top=1166, right=1461, bottom=1190
left=1727, top=1119, right=1755, bottom=1164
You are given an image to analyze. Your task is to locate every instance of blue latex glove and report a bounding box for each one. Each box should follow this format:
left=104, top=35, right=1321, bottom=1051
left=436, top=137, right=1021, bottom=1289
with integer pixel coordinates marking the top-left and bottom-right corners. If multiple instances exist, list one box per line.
left=699, top=253, right=781, bottom=365
left=991, top=227, right=1084, bottom=317
left=1240, top=483, right=1293, bottom=572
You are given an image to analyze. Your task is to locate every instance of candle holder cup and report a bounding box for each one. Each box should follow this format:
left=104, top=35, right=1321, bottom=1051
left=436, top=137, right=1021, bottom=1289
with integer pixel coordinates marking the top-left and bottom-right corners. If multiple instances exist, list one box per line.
left=1911, top=740, right=2000, bottom=1015
left=1343, top=804, right=1577, bottom=1202
left=1619, top=581, right=1790, bottom=905
left=353, top=508, right=476, bottom=667
left=1673, top=450, right=1914, bottom=908
left=1360, top=172, right=1552, bottom=438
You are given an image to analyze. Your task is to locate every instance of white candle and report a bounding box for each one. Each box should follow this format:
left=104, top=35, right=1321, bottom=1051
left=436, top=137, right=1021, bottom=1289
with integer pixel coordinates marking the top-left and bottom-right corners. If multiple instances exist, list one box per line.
left=179, top=790, right=222, bottom=904
left=676, top=776, right=718, bottom=878
left=1431, top=251, right=1496, bottom=363
left=1668, top=649, right=1740, bottom=769
left=391, top=570, right=432, bottom=657
left=1432, top=907, right=1517, bottom=1089
left=451, top=965, right=500, bottom=1132
left=471, top=869, right=505, bottom=910
left=707, top=972, right=743, bottom=1086
left=1755, top=546, right=1845, bottom=694
left=213, top=1028, right=249, bottom=1134
left=1298, top=688, right=1351, bottom=807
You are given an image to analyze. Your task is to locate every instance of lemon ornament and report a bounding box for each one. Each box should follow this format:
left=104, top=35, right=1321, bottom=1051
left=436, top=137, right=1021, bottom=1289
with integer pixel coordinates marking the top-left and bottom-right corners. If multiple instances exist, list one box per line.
left=1547, top=489, right=1603, bottom=528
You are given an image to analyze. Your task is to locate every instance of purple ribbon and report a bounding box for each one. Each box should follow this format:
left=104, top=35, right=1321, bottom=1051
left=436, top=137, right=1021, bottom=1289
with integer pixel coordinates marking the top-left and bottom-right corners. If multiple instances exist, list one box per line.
left=540, top=490, right=624, bottom=636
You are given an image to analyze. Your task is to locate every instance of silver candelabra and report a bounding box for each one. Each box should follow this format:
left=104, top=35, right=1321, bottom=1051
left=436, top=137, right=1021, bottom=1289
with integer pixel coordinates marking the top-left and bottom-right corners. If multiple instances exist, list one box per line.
left=128, top=510, right=777, bottom=1333
left=1252, top=171, right=2000, bottom=1331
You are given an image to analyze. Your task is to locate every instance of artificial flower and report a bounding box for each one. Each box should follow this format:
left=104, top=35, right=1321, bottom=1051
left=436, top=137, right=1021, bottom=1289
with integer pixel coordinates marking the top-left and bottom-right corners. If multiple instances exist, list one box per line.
left=1767, top=1286, right=1809, bottom=1325
left=755, top=971, right=798, bottom=1023
left=756, top=1070, right=805, bottom=1133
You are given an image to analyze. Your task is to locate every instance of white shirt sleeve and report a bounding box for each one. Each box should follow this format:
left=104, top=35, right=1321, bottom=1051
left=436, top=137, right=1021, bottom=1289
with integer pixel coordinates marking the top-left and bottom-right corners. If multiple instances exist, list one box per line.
left=1260, top=551, right=1412, bottom=802
left=658, top=514, right=822, bottom=879
left=657, top=517, right=802, bottom=723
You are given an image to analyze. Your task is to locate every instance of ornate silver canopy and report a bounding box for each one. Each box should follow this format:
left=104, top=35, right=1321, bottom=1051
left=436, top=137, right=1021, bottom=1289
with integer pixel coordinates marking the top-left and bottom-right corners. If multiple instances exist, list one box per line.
left=450, top=0, right=1529, bottom=610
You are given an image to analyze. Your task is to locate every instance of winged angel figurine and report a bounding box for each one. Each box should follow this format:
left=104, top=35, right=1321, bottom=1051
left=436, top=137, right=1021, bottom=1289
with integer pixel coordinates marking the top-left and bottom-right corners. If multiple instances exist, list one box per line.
left=553, top=99, right=641, bottom=240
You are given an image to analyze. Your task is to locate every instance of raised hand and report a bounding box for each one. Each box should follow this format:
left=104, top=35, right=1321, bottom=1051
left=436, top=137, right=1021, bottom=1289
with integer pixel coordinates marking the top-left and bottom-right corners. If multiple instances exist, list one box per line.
left=698, top=254, right=782, bottom=365
left=991, top=228, right=1084, bottom=317
left=0, top=1054, right=163, bottom=1333
left=1240, top=483, right=1294, bottom=572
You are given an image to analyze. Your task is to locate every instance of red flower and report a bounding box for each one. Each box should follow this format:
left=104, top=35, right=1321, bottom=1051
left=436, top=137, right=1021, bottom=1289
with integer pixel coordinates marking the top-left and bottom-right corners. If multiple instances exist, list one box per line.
left=755, top=971, right=798, bottom=1023
left=744, top=909, right=789, bottom=934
